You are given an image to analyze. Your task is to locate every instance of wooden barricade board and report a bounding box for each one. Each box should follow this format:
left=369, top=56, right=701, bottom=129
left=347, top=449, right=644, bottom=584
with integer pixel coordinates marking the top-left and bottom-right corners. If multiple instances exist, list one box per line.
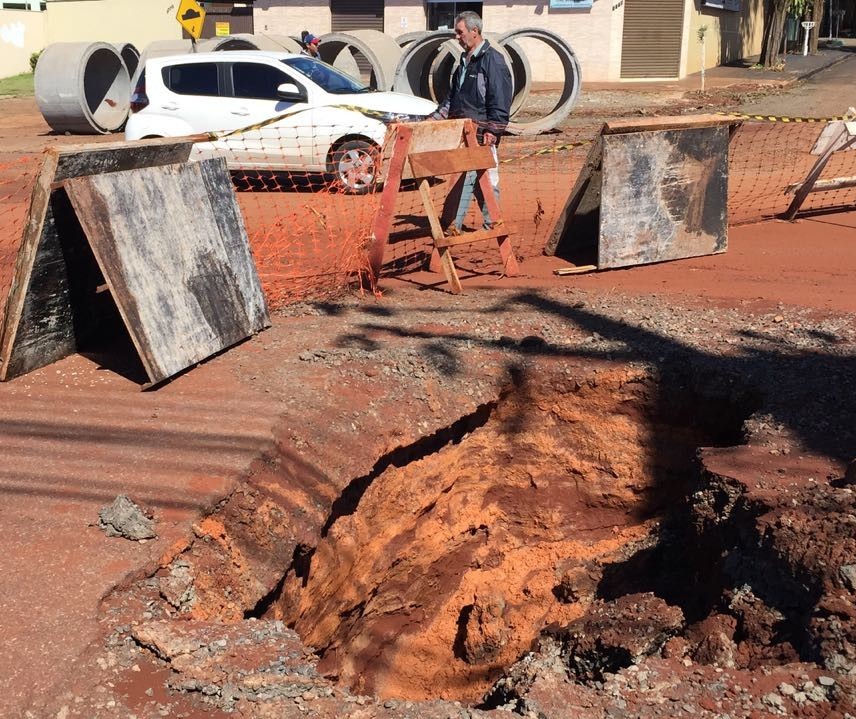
left=0, top=139, right=270, bottom=387
left=546, top=115, right=740, bottom=270
left=0, top=138, right=203, bottom=382
left=63, top=158, right=270, bottom=385
left=370, top=119, right=518, bottom=293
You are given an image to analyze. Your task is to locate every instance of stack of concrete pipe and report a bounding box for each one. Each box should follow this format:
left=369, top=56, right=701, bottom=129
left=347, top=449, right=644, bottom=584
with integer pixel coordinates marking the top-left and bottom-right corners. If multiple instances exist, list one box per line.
left=35, top=42, right=135, bottom=134
left=34, top=28, right=579, bottom=136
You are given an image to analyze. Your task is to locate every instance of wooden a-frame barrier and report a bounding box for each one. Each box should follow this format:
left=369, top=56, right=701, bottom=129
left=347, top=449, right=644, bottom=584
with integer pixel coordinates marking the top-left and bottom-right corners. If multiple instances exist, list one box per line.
left=368, top=119, right=519, bottom=293
left=784, top=109, right=856, bottom=221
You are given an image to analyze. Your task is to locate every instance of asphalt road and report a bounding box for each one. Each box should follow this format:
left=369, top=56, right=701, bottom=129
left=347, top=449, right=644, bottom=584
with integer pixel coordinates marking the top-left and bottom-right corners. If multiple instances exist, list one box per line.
left=738, top=51, right=856, bottom=118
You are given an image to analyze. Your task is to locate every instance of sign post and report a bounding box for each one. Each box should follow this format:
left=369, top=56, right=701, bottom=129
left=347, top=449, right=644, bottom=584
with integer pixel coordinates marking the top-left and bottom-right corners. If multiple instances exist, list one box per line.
left=801, top=20, right=816, bottom=56
left=176, top=0, right=206, bottom=52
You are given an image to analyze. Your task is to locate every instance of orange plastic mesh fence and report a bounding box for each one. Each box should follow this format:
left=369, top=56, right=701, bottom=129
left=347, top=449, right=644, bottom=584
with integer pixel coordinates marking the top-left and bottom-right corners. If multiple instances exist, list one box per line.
left=1, top=120, right=856, bottom=332
left=0, top=152, right=42, bottom=333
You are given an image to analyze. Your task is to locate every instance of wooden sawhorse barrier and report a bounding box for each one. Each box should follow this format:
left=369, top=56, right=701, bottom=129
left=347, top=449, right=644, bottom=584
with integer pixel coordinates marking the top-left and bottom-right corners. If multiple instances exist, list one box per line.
left=784, top=109, right=856, bottom=220
left=368, top=119, right=519, bottom=294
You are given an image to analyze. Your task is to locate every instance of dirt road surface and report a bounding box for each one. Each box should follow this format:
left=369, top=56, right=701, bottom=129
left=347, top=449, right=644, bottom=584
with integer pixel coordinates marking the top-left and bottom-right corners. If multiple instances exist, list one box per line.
left=1, top=64, right=856, bottom=718
left=738, top=50, right=856, bottom=118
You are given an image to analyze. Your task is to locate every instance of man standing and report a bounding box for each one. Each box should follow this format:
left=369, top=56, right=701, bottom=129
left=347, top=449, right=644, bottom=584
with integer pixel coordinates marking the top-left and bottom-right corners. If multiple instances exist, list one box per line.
left=432, top=11, right=512, bottom=235
left=300, top=31, right=321, bottom=58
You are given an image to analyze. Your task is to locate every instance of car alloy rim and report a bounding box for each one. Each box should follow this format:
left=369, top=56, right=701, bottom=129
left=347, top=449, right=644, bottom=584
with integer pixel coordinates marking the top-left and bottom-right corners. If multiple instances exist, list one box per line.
left=339, top=148, right=375, bottom=190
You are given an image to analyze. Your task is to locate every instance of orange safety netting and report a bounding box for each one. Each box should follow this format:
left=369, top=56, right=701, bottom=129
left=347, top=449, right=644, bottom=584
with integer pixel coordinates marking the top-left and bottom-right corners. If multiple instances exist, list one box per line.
left=1, top=119, right=856, bottom=334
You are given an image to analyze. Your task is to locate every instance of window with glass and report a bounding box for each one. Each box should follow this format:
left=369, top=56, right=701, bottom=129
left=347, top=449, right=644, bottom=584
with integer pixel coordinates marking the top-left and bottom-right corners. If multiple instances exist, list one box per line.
left=426, top=1, right=484, bottom=31
left=163, top=63, right=219, bottom=96
left=232, top=62, right=294, bottom=100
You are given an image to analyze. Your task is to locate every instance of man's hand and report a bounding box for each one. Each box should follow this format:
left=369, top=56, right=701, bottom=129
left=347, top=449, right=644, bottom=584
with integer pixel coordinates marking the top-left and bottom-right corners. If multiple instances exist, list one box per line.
left=483, top=131, right=497, bottom=146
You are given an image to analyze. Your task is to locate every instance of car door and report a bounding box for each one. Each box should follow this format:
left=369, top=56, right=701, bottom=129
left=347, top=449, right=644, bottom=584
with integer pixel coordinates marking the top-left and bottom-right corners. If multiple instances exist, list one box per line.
left=222, top=61, right=310, bottom=170
left=159, top=61, right=230, bottom=134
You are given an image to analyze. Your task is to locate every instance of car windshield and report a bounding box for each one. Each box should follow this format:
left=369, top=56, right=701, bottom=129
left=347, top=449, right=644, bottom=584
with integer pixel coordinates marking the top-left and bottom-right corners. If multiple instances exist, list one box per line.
left=281, top=57, right=371, bottom=94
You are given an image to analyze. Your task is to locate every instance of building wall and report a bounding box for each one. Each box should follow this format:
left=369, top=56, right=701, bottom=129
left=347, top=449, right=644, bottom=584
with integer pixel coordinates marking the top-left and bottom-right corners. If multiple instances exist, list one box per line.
left=43, top=0, right=181, bottom=46
left=685, top=0, right=765, bottom=77
left=254, top=0, right=332, bottom=36
left=0, top=8, right=47, bottom=77
left=483, top=0, right=620, bottom=83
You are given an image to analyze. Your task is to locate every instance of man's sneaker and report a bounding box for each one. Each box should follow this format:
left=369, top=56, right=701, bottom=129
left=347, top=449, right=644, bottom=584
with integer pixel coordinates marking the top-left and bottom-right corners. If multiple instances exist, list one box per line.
left=443, top=225, right=462, bottom=237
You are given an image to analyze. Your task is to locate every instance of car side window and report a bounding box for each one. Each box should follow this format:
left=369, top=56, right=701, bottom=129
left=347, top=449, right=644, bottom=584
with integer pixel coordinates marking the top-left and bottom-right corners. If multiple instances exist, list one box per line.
left=232, top=62, right=297, bottom=100
left=162, top=63, right=219, bottom=96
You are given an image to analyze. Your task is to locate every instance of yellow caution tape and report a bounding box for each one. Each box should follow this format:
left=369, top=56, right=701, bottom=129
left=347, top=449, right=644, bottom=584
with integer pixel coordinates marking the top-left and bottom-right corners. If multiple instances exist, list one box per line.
left=206, top=104, right=404, bottom=141
left=501, top=139, right=593, bottom=164
left=717, top=111, right=850, bottom=124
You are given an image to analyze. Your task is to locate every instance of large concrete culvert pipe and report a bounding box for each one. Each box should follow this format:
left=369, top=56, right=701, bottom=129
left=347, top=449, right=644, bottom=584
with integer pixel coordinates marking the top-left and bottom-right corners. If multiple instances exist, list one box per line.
left=317, top=29, right=402, bottom=91
left=132, top=40, right=194, bottom=86
left=498, top=28, right=582, bottom=135
left=197, top=34, right=301, bottom=53
left=35, top=42, right=130, bottom=135
left=113, top=43, right=140, bottom=82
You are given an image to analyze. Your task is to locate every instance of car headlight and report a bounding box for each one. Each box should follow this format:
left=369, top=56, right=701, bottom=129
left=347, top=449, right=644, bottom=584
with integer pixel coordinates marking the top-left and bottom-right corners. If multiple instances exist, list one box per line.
left=374, top=111, right=429, bottom=125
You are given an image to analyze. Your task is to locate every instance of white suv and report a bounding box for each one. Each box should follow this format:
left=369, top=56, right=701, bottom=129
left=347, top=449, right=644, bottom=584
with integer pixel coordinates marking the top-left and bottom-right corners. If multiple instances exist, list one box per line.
left=125, top=51, right=437, bottom=193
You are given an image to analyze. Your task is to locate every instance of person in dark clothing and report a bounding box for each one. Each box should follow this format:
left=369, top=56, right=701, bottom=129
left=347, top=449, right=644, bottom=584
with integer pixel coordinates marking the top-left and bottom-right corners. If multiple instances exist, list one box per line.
left=431, top=11, right=512, bottom=234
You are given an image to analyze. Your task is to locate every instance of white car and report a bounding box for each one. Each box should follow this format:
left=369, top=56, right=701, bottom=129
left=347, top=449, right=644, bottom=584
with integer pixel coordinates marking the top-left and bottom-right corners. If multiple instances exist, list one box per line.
left=125, top=51, right=437, bottom=194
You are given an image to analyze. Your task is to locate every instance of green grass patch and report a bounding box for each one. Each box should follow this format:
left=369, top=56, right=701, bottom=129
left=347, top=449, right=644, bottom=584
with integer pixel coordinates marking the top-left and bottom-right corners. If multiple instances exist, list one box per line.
left=0, top=73, right=35, bottom=97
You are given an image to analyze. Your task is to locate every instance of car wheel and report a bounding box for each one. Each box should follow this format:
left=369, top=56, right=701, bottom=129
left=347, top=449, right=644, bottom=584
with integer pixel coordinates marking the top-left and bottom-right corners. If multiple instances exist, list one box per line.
left=331, top=140, right=380, bottom=195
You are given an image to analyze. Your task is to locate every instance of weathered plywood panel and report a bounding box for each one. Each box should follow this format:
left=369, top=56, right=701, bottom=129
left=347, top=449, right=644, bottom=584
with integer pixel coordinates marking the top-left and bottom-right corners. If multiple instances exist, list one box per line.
left=598, top=126, right=729, bottom=269
left=0, top=139, right=196, bottom=381
left=63, top=158, right=269, bottom=385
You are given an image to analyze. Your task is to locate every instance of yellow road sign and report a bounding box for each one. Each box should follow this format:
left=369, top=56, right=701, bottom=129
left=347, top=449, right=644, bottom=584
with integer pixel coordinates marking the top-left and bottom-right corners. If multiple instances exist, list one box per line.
left=176, top=0, right=206, bottom=40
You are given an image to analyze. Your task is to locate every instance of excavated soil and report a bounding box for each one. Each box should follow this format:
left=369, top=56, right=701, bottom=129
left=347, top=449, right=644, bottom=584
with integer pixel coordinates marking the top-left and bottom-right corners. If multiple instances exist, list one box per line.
left=18, top=279, right=856, bottom=718
left=276, top=365, right=752, bottom=701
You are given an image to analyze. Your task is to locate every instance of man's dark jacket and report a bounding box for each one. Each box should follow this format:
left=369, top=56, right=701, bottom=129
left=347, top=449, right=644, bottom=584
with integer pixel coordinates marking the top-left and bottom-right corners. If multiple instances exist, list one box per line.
left=434, top=40, right=513, bottom=144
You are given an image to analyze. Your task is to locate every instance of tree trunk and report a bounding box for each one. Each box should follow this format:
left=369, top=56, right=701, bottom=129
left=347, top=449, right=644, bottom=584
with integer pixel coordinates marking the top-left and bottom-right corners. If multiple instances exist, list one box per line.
left=810, top=0, right=825, bottom=52
left=761, top=0, right=789, bottom=68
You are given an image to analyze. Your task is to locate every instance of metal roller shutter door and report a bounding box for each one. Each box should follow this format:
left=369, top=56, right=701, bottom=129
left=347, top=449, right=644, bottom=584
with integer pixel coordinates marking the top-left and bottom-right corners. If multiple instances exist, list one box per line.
left=620, top=0, right=684, bottom=79
left=330, top=0, right=385, bottom=33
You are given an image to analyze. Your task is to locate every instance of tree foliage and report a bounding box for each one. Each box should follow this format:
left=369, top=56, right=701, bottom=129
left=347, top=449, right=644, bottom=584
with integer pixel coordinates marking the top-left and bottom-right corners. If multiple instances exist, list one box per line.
left=760, top=0, right=818, bottom=68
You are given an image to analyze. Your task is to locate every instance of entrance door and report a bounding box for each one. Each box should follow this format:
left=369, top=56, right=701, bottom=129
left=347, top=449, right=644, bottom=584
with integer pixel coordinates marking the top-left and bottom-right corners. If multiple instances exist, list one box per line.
left=620, top=0, right=684, bottom=79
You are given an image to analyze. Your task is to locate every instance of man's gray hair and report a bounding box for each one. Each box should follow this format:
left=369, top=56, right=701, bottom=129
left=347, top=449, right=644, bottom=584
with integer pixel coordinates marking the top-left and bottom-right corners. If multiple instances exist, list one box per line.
left=455, top=10, right=483, bottom=33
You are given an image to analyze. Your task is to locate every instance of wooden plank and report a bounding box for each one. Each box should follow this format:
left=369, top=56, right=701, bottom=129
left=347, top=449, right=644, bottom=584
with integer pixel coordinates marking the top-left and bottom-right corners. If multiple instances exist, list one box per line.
left=393, top=119, right=468, bottom=181
left=432, top=227, right=510, bottom=249
left=0, top=139, right=197, bottom=381
left=598, top=126, right=729, bottom=268
left=369, top=125, right=413, bottom=282
left=408, top=145, right=496, bottom=178
left=62, top=158, right=270, bottom=386
left=602, top=115, right=739, bottom=135
left=786, top=175, right=856, bottom=194
left=554, top=264, right=597, bottom=276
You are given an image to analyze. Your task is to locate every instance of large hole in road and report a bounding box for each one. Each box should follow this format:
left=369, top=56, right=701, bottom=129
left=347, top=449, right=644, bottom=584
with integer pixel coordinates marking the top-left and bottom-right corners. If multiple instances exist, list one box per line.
left=261, top=364, right=758, bottom=702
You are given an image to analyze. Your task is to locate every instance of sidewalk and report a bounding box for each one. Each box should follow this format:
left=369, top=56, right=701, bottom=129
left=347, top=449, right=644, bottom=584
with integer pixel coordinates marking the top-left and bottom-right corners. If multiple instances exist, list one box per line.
left=580, top=44, right=855, bottom=94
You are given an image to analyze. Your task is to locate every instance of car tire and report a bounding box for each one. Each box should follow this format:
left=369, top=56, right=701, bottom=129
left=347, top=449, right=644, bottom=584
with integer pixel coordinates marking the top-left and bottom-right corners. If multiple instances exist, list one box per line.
left=330, top=139, right=380, bottom=195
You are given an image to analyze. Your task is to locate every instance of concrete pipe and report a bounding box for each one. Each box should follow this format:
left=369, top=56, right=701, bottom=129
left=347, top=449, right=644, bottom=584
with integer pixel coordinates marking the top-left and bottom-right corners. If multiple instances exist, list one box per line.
left=395, top=31, right=433, bottom=48
left=132, top=40, right=193, bottom=86
left=393, top=31, right=453, bottom=99
left=197, top=35, right=258, bottom=52
left=498, top=28, right=581, bottom=135
left=113, top=43, right=140, bottom=80
left=35, top=42, right=130, bottom=135
left=317, top=29, right=402, bottom=91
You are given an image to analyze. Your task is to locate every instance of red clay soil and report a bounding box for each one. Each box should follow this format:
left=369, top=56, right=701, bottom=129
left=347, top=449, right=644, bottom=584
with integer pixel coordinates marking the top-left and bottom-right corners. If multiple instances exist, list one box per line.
left=1, top=95, right=856, bottom=718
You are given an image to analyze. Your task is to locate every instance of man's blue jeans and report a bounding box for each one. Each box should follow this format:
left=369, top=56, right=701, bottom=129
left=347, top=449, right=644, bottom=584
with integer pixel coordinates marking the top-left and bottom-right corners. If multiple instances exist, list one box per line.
left=451, top=144, right=500, bottom=230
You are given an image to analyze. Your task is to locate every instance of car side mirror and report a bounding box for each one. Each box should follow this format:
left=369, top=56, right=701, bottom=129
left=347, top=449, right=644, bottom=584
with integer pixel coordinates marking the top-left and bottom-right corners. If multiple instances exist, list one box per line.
left=277, top=82, right=306, bottom=102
